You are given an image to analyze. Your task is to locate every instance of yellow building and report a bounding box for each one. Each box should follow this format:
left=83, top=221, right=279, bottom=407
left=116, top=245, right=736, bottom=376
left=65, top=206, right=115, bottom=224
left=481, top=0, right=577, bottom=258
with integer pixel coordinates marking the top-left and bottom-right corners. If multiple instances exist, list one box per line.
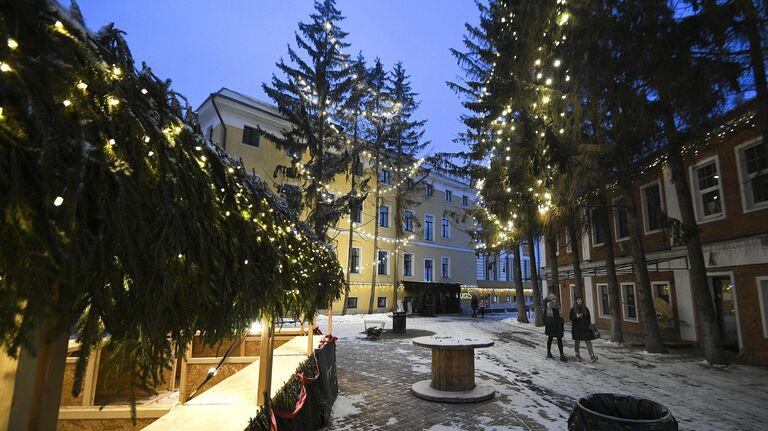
left=198, top=88, right=523, bottom=314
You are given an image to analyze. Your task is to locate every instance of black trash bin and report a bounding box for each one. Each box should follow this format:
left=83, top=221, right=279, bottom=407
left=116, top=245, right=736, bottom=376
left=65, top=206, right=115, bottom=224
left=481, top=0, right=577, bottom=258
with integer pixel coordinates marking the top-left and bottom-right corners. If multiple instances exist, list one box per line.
left=392, top=312, right=406, bottom=333
left=568, top=393, right=677, bottom=431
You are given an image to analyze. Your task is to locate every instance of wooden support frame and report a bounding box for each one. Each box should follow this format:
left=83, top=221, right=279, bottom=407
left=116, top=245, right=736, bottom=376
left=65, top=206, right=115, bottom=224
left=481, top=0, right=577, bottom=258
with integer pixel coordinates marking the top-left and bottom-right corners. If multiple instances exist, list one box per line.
left=256, top=318, right=275, bottom=407
left=328, top=302, right=333, bottom=335
left=307, top=317, right=315, bottom=356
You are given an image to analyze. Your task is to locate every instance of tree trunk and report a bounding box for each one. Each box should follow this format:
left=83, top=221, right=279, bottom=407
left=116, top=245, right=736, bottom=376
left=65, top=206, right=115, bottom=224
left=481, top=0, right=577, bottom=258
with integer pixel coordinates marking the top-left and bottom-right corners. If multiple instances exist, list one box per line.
left=668, top=149, right=726, bottom=364
left=514, top=242, right=529, bottom=323
left=620, top=181, right=666, bottom=353
left=567, top=218, right=584, bottom=298
left=599, top=194, right=624, bottom=343
left=368, top=151, right=382, bottom=314
left=547, top=233, right=560, bottom=299
left=527, top=230, right=544, bottom=327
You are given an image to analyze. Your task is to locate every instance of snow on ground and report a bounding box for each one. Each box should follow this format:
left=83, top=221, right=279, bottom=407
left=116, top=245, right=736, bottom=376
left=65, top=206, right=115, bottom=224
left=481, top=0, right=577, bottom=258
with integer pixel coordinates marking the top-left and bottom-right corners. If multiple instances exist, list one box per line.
left=326, top=313, right=768, bottom=430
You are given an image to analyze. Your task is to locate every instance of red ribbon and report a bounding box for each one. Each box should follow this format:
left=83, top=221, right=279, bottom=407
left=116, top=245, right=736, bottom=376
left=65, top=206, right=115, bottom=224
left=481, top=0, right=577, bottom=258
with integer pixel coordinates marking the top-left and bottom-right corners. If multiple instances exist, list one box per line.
left=269, top=350, right=323, bottom=430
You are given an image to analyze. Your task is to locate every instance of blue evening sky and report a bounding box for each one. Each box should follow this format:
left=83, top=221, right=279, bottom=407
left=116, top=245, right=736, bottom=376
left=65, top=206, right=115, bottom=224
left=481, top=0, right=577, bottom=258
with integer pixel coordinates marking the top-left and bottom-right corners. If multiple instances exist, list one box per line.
left=75, top=1, right=480, bottom=154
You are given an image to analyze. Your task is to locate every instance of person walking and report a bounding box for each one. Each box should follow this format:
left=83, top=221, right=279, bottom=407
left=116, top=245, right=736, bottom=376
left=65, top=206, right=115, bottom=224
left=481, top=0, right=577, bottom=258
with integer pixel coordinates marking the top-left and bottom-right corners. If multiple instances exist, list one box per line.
left=479, top=297, right=486, bottom=318
left=570, top=296, right=598, bottom=362
left=471, top=294, right=479, bottom=318
left=544, top=294, right=567, bottom=362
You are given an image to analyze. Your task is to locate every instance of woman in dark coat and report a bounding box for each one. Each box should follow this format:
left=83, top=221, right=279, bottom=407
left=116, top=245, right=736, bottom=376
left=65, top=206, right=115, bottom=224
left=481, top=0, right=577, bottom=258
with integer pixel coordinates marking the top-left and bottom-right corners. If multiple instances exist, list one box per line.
left=471, top=294, right=479, bottom=318
left=570, top=296, right=598, bottom=362
left=544, top=294, right=567, bottom=361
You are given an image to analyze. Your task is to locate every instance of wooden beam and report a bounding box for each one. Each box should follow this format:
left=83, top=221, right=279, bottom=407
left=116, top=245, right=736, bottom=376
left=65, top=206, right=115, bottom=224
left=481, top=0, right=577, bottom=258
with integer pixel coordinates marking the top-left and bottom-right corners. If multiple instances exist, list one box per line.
left=328, top=303, right=333, bottom=335
left=81, top=349, right=101, bottom=407
left=307, top=317, right=315, bottom=356
left=178, top=341, right=192, bottom=403
left=256, top=318, right=275, bottom=407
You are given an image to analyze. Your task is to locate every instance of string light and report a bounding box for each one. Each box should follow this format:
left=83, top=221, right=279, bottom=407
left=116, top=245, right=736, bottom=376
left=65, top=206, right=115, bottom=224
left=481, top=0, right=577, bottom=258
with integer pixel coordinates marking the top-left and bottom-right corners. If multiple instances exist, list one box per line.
left=7, top=38, right=18, bottom=49
left=53, top=196, right=64, bottom=206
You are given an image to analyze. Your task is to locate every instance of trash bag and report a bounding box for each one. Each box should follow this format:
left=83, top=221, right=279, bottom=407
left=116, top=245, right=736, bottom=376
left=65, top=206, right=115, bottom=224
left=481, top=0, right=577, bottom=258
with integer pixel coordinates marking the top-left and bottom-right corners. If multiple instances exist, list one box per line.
left=568, top=393, right=678, bottom=431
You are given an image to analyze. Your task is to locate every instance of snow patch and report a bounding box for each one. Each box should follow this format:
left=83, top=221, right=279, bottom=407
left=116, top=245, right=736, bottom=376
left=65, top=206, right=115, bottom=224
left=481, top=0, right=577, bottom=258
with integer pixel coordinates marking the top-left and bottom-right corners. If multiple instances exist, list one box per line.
left=331, top=393, right=365, bottom=418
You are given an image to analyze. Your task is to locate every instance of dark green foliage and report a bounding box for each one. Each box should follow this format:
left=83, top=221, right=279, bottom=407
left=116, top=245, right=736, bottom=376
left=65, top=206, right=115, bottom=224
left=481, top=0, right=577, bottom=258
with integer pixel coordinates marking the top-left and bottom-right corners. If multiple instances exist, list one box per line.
left=0, top=0, right=344, bottom=410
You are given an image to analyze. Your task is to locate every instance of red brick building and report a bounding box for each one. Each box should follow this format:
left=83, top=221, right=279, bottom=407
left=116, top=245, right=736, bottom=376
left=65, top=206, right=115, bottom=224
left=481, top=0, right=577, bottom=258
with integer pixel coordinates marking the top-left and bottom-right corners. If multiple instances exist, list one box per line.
left=541, top=107, right=768, bottom=365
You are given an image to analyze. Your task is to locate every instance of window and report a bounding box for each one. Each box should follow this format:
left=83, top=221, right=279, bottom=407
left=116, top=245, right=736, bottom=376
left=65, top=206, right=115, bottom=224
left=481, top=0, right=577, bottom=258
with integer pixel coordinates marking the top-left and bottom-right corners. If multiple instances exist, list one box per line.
left=441, top=257, right=450, bottom=278
left=242, top=125, right=260, bottom=147
left=566, top=234, right=572, bottom=253
left=591, top=207, right=606, bottom=246
left=351, top=202, right=362, bottom=224
left=350, top=247, right=361, bottom=274
left=404, top=210, right=414, bottom=232
left=758, top=277, right=768, bottom=338
left=377, top=250, right=389, bottom=275
left=354, top=161, right=364, bottom=177
left=379, top=205, right=389, bottom=228
left=425, top=183, right=433, bottom=197
left=613, top=197, right=630, bottom=240
left=445, top=189, right=453, bottom=202
left=522, top=259, right=530, bottom=280
left=279, top=184, right=301, bottom=212
left=403, top=253, right=413, bottom=277
left=597, top=284, right=610, bottom=318
left=492, top=295, right=499, bottom=303
left=380, top=169, right=391, bottom=184
left=377, top=297, right=387, bottom=308
left=652, top=282, right=671, bottom=305
left=691, top=157, right=724, bottom=220
left=486, top=255, right=498, bottom=281
left=506, top=295, right=512, bottom=303
left=555, top=237, right=560, bottom=256
left=406, top=178, right=414, bottom=190
left=736, top=139, right=768, bottom=211
left=424, top=215, right=434, bottom=241
left=622, top=283, right=638, bottom=321
left=441, top=217, right=451, bottom=238
left=641, top=182, right=665, bottom=233
left=346, top=297, right=358, bottom=309
left=504, top=256, right=511, bottom=281
left=462, top=195, right=469, bottom=207
left=424, top=259, right=434, bottom=282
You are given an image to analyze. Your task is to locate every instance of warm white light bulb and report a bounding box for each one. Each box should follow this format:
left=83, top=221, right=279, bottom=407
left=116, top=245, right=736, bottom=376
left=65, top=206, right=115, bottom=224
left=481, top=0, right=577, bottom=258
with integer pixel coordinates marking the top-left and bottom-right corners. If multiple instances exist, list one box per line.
left=7, top=38, right=18, bottom=49
left=53, top=196, right=64, bottom=206
left=62, top=100, right=71, bottom=107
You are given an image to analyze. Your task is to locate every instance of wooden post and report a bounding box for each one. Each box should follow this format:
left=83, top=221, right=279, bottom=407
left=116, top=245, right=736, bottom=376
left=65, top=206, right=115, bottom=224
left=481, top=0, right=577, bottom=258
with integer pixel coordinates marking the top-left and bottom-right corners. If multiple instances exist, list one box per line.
left=327, top=302, right=333, bottom=335
left=28, top=331, right=68, bottom=431
left=307, top=317, right=315, bottom=356
left=178, top=341, right=192, bottom=403
left=257, top=318, right=275, bottom=407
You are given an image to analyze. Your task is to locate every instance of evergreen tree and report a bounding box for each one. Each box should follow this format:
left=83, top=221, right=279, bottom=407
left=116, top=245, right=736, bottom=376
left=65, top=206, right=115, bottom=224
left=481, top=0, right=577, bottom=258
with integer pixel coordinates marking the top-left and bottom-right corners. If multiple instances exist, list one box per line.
left=262, top=0, right=358, bottom=240
left=386, top=62, right=428, bottom=311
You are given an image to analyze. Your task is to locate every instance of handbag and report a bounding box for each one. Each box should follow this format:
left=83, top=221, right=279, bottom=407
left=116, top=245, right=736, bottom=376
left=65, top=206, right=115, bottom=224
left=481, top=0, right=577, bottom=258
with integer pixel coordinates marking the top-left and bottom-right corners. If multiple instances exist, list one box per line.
left=590, top=324, right=601, bottom=340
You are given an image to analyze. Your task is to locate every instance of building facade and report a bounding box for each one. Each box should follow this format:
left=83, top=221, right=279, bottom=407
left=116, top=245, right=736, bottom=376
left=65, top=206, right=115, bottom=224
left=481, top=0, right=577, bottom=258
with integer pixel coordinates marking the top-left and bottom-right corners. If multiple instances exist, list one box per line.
left=198, top=88, right=528, bottom=314
left=543, top=107, right=768, bottom=365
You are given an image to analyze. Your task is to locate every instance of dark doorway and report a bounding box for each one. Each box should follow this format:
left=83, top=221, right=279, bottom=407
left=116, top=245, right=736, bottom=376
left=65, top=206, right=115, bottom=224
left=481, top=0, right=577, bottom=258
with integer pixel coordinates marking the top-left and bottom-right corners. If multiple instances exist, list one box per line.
left=709, top=275, right=739, bottom=351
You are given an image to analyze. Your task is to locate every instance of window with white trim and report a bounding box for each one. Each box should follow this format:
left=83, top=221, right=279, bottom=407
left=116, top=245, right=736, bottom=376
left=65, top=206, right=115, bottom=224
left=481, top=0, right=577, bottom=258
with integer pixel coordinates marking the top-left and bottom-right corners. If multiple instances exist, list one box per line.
left=758, top=277, right=768, bottom=338
left=380, top=169, right=391, bottom=184
left=377, top=297, right=387, bottom=308
left=597, top=283, right=610, bottom=318
left=441, top=216, right=451, bottom=238
left=351, top=201, right=362, bottom=224
left=736, top=140, right=768, bottom=211
left=379, top=205, right=390, bottom=228
left=350, top=247, right=361, bottom=274
left=424, top=259, right=434, bottom=282
left=441, top=256, right=450, bottom=278
left=445, top=189, right=453, bottom=202
left=377, top=250, right=389, bottom=275
left=462, top=195, right=469, bottom=207
left=691, top=157, right=724, bottom=220
left=404, top=210, right=414, bottom=232
left=591, top=207, right=606, bottom=246
left=424, top=215, right=434, bottom=241
left=425, top=183, right=433, bottom=197
left=641, top=182, right=665, bottom=232
left=622, top=283, right=638, bottom=321
left=403, top=253, right=413, bottom=277
left=613, top=197, right=630, bottom=240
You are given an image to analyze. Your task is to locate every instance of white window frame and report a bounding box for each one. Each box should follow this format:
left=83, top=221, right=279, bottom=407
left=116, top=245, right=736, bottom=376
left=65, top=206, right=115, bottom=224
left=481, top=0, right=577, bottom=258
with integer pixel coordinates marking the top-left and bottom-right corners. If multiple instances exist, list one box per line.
left=462, top=195, right=469, bottom=207
left=445, top=189, right=453, bottom=202
left=425, top=183, right=433, bottom=197
left=640, top=180, right=665, bottom=234
left=403, top=252, right=414, bottom=277
left=424, top=258, right=434, bottom=282
left=404, top=210, right=414, bottom=232
left=569, top=284, right=576, bottom=310
left=380, top=169, right=391, bottom=184
left=735, top=138, right=768, bottom=213
left=441, top=216, right=451, bottom=239
left=350, top=246, right=362, bottom=274
left=377, top=249, right=390, bottom=276
left=351, top=201, right=363, bottom=224
left=440, top=256, right=451, bottom=279
left=596, top=283, right=610, bottom=318
left=621, top=282, right=639, bottom=322
left=756, top=276, right=768, bottom=338
left=590, top=208, right=605, bottom=247
left=689, top=155, right=726, bottom=223
left=379, top=204, right=391, bottom=229
left=613, top=197, right=630, bottom=241
left=377, top=296, right=388, bottom=309
left=424, top=214, right=434, bottom=241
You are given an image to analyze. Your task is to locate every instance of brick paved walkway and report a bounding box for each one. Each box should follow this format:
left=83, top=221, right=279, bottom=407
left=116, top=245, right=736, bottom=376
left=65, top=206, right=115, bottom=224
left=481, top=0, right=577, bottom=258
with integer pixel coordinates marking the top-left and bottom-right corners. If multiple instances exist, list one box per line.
left=326, top=325, right=549, bottom=431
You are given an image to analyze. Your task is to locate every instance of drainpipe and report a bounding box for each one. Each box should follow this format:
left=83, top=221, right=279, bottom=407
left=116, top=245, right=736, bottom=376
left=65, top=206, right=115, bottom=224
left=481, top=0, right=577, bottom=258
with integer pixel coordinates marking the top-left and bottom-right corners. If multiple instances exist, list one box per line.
left=210, top=93, right=227, bottom=151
